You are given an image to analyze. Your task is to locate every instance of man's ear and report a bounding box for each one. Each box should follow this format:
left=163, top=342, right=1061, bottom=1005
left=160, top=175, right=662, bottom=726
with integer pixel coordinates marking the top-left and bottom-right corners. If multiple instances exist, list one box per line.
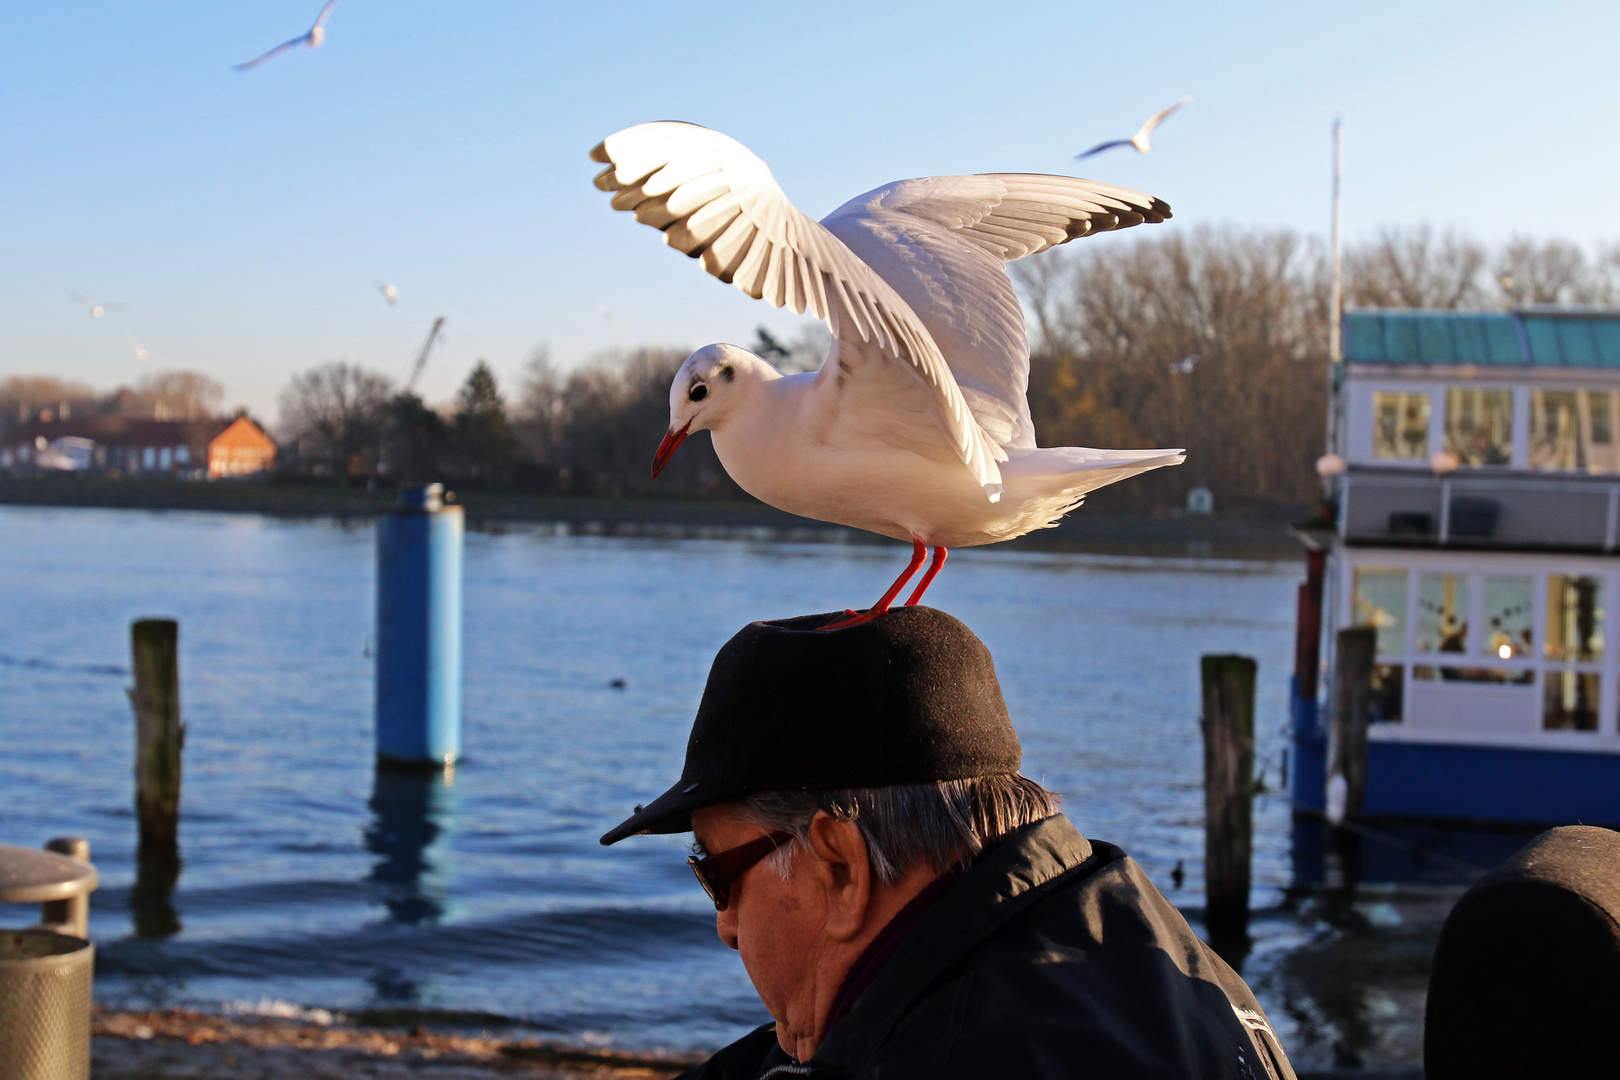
left=806, top=811, right=872, bottom=943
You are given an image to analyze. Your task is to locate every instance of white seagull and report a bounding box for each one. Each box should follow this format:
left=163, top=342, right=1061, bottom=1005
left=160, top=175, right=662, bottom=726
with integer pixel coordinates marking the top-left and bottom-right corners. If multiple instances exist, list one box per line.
left=235, top=0, right=339, bottom=72
left=377, top=281, right=399, bottom=306
left=1076, top=97, right=1193, bottom=159
left=71, top=294, right=125, bottom=320
left=593, top=122, right=1183, bottom=627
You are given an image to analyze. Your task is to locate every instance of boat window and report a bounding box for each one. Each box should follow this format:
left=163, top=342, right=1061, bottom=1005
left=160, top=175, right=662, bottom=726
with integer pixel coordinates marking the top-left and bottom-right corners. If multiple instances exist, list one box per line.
left=1529, top=388, right=1620, bottom=474
left=1372, top=391, right=1430, bottom=461
left=1369, top=665, right=1403, bottom=723
left=1483, top=577, right=1534, bottom=660
left=1353, top=568, right=1407, bottom=655
left=1444, top=388, right=1513, bottom=467
left=1545, top=575, right=1604, bottom=663
left=1417, top=574, right=1469, bottom=654
left=1544, top=671, right=1599, bottom=731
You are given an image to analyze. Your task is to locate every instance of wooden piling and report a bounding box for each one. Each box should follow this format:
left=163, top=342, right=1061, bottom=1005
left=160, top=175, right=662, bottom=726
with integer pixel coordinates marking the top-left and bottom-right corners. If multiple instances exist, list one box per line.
left=1201, top=654, right=1256, bottom=954
left=130, top=619, right=184, bottom=849
left=1327, top=627, right=1376, bottom=825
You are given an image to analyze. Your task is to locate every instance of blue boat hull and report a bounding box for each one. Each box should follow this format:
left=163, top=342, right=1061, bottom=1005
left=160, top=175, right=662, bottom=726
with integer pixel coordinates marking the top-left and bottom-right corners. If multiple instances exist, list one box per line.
left=1291, top=680, right=1620, bottom=828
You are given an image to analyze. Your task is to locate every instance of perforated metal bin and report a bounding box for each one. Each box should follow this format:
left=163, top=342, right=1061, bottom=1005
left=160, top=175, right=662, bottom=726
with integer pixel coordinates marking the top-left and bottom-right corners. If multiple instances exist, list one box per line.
left=0, top=840, right=97, bottom=1080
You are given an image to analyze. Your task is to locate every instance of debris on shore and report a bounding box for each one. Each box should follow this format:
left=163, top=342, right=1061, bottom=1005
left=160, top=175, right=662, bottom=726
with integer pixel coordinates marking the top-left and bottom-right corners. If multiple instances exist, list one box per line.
left=94, top=1007, right=705, bottom=1079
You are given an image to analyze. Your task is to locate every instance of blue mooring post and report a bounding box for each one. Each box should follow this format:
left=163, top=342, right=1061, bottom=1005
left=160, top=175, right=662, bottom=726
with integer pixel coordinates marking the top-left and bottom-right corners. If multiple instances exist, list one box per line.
left=376, top=483, right=463, bottom=767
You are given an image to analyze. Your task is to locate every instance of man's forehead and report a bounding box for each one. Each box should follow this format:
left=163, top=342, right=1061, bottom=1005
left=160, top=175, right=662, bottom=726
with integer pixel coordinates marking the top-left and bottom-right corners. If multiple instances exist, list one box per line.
left=691, top=802, right=751, bottom=845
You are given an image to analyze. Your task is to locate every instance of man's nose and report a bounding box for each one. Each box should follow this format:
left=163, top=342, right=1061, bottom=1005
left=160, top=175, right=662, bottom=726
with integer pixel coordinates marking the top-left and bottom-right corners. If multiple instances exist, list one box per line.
left=716, top=908, right=740, bottom=951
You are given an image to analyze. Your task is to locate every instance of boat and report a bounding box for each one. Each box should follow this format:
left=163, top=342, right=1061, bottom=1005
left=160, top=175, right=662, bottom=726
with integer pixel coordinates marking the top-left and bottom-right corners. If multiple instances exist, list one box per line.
left=1292, top=306, right=1620, bottom=833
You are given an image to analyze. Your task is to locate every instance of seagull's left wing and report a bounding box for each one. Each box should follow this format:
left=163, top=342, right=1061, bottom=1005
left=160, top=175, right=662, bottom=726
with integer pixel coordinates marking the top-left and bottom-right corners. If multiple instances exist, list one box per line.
left=591, top=121, right=1006, bottom=495
left=1075, top=138, right=1133, bottom=160
left=234, top=35, right=306, bottom=70
left=1136, top=96, right=1192, bottom=141
left=312, top=0, right=340, bottom=30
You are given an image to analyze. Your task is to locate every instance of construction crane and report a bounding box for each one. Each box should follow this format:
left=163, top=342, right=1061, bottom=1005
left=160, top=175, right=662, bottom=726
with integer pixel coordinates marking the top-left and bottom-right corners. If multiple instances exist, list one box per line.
left=403, top=316, right=446, bottom=393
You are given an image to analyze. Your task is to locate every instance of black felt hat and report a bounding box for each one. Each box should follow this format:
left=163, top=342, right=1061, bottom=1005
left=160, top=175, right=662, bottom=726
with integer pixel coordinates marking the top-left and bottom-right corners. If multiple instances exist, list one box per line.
left=600, top=606, right=1020, bottom=845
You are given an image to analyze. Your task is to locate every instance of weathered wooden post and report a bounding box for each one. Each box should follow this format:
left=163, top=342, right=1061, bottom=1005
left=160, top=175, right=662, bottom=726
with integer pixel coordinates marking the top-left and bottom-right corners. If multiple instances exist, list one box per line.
left=376, top=484, right=463, bottom=767
left=1326, top=627, right=1376, bottom=825
left=1201, top=654, right=1256, bottom=957
left=130, top=619, right=183, bottom=847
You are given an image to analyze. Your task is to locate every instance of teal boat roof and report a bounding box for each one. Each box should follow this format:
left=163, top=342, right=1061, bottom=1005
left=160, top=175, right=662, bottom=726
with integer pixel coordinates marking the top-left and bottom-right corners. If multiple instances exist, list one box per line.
left=1344, top=309, right=1620, bottom=367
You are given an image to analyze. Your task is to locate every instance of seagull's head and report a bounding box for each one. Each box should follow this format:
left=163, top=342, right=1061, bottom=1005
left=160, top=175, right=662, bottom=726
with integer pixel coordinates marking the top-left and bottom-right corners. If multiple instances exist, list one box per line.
left=652, top=343, right=773, bottom=479
left=308, top=26, right=326, bottom=48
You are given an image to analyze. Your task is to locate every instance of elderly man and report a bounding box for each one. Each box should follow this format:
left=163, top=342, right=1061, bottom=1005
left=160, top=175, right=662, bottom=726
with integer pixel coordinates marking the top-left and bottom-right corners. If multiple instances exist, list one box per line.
left=602, top=607, right=1294, bottom=1080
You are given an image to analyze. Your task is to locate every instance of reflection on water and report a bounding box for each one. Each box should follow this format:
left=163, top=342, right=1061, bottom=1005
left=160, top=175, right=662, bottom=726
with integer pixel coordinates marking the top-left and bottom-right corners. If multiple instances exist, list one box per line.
left=130, top=840, right=183, bottom=939
left=366, top=767, right=457, bottom=927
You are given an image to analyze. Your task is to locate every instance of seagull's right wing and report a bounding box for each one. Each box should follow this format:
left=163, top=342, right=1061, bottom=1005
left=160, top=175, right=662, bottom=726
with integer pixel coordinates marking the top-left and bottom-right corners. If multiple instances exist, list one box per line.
left=234, top=36, right=306, bottom=71
left=1136, top=96, right=1192, bottom=141
left=591, top=121, right=1006, bottom=495
left=311, top=0, right=340, bottom=30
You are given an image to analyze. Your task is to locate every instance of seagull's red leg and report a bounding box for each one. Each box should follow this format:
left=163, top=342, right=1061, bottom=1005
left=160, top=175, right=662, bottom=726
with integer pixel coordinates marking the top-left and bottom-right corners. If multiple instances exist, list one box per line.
left=819, top=539, right=926, bottom=631
left=904, top=546, right=948, bottom=606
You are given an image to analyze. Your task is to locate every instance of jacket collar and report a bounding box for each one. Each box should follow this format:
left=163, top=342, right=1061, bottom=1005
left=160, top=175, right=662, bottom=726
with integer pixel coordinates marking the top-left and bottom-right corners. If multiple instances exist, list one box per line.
left=810, top=814, right=1102, bottom=1073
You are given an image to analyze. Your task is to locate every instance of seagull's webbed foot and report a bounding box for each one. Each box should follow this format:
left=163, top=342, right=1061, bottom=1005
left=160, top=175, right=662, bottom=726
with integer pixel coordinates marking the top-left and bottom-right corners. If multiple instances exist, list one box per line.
left=820, top=539, right=930, bottom=632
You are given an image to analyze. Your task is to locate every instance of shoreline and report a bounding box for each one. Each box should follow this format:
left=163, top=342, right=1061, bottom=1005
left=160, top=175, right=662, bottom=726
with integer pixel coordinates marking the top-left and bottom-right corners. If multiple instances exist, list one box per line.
left=0, top=476, right=1305, bottom=561
left=94, top=1006, right=705, bottom=1079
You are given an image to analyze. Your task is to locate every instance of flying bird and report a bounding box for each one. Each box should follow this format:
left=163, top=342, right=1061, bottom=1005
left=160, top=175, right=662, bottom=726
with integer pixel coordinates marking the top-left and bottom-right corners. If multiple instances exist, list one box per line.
left=70, top=294, right=125, bottom=320
left=376, top=282, right=399, bottom=306
left=593, top=122, right=1183, bottom=627
left=235, top=0, right=339, bottom=71
left=125, top=333, right=151, bottom=362
left=1076, top=96, right=1193, bottom=159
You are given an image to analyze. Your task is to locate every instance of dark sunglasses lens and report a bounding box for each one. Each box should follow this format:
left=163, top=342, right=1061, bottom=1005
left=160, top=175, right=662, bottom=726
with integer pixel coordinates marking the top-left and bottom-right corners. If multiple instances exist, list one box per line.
left=688, top=856, right=727, bottom=910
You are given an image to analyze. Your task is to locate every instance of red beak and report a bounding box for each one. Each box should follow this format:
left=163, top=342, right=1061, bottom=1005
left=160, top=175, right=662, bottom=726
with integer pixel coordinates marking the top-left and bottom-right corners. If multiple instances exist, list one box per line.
left=651, top=421, right=691, bottom=479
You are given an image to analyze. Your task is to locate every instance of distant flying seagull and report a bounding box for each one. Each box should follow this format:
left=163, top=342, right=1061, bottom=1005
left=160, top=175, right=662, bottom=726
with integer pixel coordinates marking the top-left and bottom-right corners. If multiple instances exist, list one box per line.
left=1076, top=96, right=1193, bottom=159
left=377, top=282, right=399, bottom=306
left=70, top=294, right=125, bottom=320
left=593, top=122, right=1182, bottom=627
left=597, top=302, right=620, bottom=324
left=125, top=332, right=151, bottom=362
left=235, top=0, right=339, bottom=71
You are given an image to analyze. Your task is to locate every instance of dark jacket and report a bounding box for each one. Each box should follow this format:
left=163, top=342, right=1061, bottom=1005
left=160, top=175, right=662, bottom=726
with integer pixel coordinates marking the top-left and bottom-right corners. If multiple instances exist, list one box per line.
left=681, top=815, right=1294, bottom=1080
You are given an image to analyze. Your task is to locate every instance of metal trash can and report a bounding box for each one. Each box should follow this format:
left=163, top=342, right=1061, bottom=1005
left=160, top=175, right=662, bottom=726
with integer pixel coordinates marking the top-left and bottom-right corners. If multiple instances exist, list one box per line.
left=0, top=840, right=98, bottom=1080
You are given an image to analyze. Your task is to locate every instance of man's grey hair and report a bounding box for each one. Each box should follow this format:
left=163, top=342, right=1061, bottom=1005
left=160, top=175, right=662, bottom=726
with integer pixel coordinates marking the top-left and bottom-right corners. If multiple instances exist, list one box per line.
left=741, top=774, right=1060, bottom=886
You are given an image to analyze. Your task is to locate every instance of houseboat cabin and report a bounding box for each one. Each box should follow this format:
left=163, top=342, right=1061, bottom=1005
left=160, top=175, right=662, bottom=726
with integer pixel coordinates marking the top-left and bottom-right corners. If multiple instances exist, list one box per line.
left=1296, top=307, right=1620, bottom=827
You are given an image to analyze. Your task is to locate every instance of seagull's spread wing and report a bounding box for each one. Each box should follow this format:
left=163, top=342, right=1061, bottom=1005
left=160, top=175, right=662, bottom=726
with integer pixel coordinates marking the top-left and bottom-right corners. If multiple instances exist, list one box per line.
left=591, top=121, right=1005, bottom=494
left=1075, top=139, right=1132, bottom=160
left=1135, top=96, right=1192, bottom=142
left=820, top=175, right=1170, bottom=449
left=234, top=34, right=309, bottom=70
left=311, top=0, right=339, bottom=30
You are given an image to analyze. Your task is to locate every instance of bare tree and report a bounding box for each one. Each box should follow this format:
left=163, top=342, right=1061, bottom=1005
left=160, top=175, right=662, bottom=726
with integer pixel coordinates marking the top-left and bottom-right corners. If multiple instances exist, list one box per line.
left=131, top=370, right=225, bottom=420
left=1020, top=226, right=1327, bottom=511
left=279, top=362, right=393, bottom=477
left=1344, top=224, right=1487, bottom=310
left=1495, top=236, right=1599, bottom=305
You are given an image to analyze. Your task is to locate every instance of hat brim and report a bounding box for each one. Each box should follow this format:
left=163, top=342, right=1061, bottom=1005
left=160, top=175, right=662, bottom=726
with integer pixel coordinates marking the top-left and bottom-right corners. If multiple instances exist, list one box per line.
left=599, top=778, right=750, bottom=846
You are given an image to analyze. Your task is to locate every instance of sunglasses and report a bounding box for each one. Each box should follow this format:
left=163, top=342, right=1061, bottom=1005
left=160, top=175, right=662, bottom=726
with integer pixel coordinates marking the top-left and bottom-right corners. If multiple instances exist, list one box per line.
left=687, top=830, right=795, bottom=911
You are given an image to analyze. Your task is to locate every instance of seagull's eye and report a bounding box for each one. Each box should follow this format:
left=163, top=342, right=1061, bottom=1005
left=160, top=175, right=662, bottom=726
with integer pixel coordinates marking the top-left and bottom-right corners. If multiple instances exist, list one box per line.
left=689, top=384, right=708, bottom=403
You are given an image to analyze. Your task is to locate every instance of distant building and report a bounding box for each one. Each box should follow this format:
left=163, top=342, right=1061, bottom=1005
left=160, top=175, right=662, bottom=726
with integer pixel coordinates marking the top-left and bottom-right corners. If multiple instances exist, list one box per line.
left=0, top=415, right=277, bottom=480
left=207, top=416, right=277, bottom=478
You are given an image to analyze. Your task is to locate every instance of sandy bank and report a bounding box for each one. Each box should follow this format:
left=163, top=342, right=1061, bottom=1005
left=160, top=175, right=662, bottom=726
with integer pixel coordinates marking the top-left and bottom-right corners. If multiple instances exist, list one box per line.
left=93, top=1007, right=703, bottom=1080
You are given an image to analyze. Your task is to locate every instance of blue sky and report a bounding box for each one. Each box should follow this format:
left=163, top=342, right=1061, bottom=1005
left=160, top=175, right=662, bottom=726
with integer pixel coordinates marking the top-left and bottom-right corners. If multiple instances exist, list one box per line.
left=3, top=1, right=1616, bottom=420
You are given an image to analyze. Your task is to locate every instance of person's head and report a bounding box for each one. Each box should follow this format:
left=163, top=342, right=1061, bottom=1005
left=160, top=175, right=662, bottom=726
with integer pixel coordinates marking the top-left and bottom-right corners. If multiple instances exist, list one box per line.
left=601, top=607, right=1060, bottom=1058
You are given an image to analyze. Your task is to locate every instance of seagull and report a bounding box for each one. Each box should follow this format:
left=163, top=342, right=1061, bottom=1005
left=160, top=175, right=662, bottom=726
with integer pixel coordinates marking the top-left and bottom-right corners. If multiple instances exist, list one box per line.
left=592, top=122, right=1184, bottom=628
left=235, top=0, right=339, bottom=71
left=376, top=282, right=399, bottom=306
left=70, top=294, right=125, bottom=320
left=1076, top=96, right=1193, bottom=159
left=597, top=302, right=620, bottom=324
left=125, top=332, right=151, bottom=362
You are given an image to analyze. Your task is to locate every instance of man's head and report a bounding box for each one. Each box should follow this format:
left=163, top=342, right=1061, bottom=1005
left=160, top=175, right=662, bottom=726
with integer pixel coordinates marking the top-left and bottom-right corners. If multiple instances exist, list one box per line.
left=602, top=607, right=1061, bottom=1059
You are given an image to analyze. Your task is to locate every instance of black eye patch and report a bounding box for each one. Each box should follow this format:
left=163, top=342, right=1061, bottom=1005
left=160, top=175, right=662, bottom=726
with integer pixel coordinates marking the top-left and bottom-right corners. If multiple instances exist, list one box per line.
left=689, top=384, right=708, bottom=402
left=720, top=366, right=735, bottom=382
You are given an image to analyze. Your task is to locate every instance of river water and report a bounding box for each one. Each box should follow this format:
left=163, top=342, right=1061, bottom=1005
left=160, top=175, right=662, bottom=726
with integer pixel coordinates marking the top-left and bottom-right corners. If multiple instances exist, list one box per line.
left=0, top=504, right=1400, bottom=1063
